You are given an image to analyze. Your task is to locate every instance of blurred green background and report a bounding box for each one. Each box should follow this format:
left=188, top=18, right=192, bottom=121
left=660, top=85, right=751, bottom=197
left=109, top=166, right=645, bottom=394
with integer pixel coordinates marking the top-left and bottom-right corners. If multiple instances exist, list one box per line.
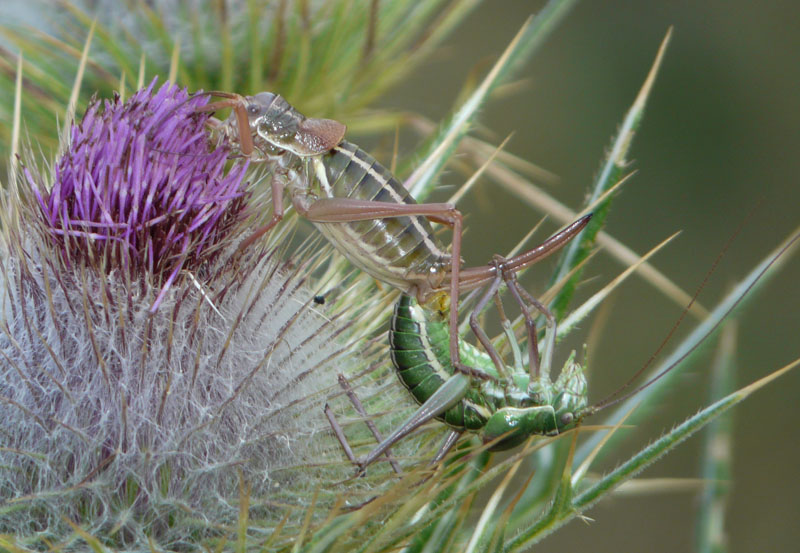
left=382, top=1, right=799, bottom=551
left=2, top=0, right=797, bottom=550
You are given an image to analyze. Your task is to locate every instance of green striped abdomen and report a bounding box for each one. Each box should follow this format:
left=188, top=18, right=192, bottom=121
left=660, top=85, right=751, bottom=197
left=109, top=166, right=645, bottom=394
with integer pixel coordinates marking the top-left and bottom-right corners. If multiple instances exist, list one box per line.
left=389, top=294, right=590, bottom=443
left=389, top=295, right=493, bottom=431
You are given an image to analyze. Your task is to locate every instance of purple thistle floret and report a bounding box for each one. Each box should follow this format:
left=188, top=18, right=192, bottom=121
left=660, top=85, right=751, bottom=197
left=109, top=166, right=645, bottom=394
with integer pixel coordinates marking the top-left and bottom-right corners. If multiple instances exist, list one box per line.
left=30, top=79, right=248, bottom=311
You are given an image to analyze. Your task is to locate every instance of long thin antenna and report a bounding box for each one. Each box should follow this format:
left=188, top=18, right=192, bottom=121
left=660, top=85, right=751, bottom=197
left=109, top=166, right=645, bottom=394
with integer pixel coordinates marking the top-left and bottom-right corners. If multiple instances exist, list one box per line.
left=592, top=211, right=751, bottom=408
left=591, top=226, right=800, bottom=413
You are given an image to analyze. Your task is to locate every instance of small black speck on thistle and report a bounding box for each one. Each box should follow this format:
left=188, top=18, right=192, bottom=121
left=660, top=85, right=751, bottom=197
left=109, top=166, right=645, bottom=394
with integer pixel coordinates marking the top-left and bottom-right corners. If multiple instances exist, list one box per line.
left=27, top=78, right=249, bottom=311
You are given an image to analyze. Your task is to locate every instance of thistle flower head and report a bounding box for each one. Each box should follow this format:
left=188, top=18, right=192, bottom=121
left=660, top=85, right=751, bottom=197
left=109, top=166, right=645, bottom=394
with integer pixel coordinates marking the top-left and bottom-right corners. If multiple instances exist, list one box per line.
left=0, top=81, right=392, bottom=549
left=29, top=78, right=249, bottom=310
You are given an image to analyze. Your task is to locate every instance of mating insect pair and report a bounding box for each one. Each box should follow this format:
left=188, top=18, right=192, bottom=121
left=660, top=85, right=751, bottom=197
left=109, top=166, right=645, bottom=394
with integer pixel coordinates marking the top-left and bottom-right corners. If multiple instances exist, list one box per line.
left=179, top=90, right=594, bottom=470
left=179, top=89, right=786, bottom=476
left=327, top=255, right=593, bottom=473
left=190, top=90, right=592, bottom=382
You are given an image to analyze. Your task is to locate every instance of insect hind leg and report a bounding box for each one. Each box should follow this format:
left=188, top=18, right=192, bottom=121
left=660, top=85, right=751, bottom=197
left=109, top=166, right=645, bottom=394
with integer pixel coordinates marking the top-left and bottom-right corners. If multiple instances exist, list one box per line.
left=494, top=255, right=557, bottom=381
left=325, top=374, right=402, bottom=474
left=467, top=260, right=511, bottom=381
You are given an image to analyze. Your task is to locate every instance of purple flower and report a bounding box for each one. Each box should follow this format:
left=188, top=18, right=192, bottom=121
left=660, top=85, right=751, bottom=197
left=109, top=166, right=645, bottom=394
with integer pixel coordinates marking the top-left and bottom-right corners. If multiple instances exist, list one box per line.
left=1, top=81, right=379, bottom=547
left=29, top=78, right=248, bottom=310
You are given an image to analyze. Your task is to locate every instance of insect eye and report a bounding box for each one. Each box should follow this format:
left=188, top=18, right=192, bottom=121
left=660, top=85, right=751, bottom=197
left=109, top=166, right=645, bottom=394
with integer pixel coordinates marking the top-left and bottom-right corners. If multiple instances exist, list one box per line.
left=247, top=104, right=261, bottom=116
left=560, top=412, right=574, bottom=425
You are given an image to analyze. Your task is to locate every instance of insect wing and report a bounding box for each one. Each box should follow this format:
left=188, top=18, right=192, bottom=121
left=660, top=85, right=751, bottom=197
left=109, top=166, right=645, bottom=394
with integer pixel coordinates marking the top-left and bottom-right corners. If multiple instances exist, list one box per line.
left=295, top=118, right=347, bottom=155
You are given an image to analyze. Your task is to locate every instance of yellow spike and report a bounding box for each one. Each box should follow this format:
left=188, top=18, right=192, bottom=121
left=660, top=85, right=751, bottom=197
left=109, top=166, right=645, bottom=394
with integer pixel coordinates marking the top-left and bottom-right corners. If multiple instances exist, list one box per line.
left=119, top=71, right=126, bottom=103
left=405, top=15, right=534, bottom=193
left=60, top=20, right=95, bottom=153
left=737, top=357, right=800, bottom=399
left=168, top=36, right=181, bottom=84
left=560, top=232, right=680, bottom=336
left=614, top=477, right=705, bottom=496
left=506, top=217, right=546, bottom=259
left=465, top=452, right=525, bottom=553
left=447, top=133, right=513, bottom=206
left=137, top=52, right=146, bottom=90
left=10, top=52, right=22, bottom=196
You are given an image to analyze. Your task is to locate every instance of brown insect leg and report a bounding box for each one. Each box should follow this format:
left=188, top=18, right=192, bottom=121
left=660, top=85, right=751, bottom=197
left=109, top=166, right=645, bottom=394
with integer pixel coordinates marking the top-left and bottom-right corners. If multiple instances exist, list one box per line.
left=335, top=374, right=402, bottom=474
left=299, top=198, right=469, bottom=373
left=238, top=171, right=288, bottom=251
left=325, top=404, right=358, bottom=465
left=496, top=256, right=557, bottom=380
left=429, top=429, right=463, bottom=466
left=195, top=95, right=256, bottom=157
left=467, top=263, right=509, bottom=380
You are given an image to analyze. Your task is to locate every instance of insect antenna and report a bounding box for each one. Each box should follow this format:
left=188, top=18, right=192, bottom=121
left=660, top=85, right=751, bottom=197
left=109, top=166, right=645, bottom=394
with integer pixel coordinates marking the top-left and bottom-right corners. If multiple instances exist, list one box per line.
left=589, top=212, right=796, bottom=414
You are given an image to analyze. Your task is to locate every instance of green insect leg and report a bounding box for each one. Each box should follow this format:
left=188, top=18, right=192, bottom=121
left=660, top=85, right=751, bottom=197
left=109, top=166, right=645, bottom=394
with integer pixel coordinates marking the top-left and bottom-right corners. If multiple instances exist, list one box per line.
left=482, top=405, right=558, bottom=451
left=357, top=372, right=471, bottom=470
